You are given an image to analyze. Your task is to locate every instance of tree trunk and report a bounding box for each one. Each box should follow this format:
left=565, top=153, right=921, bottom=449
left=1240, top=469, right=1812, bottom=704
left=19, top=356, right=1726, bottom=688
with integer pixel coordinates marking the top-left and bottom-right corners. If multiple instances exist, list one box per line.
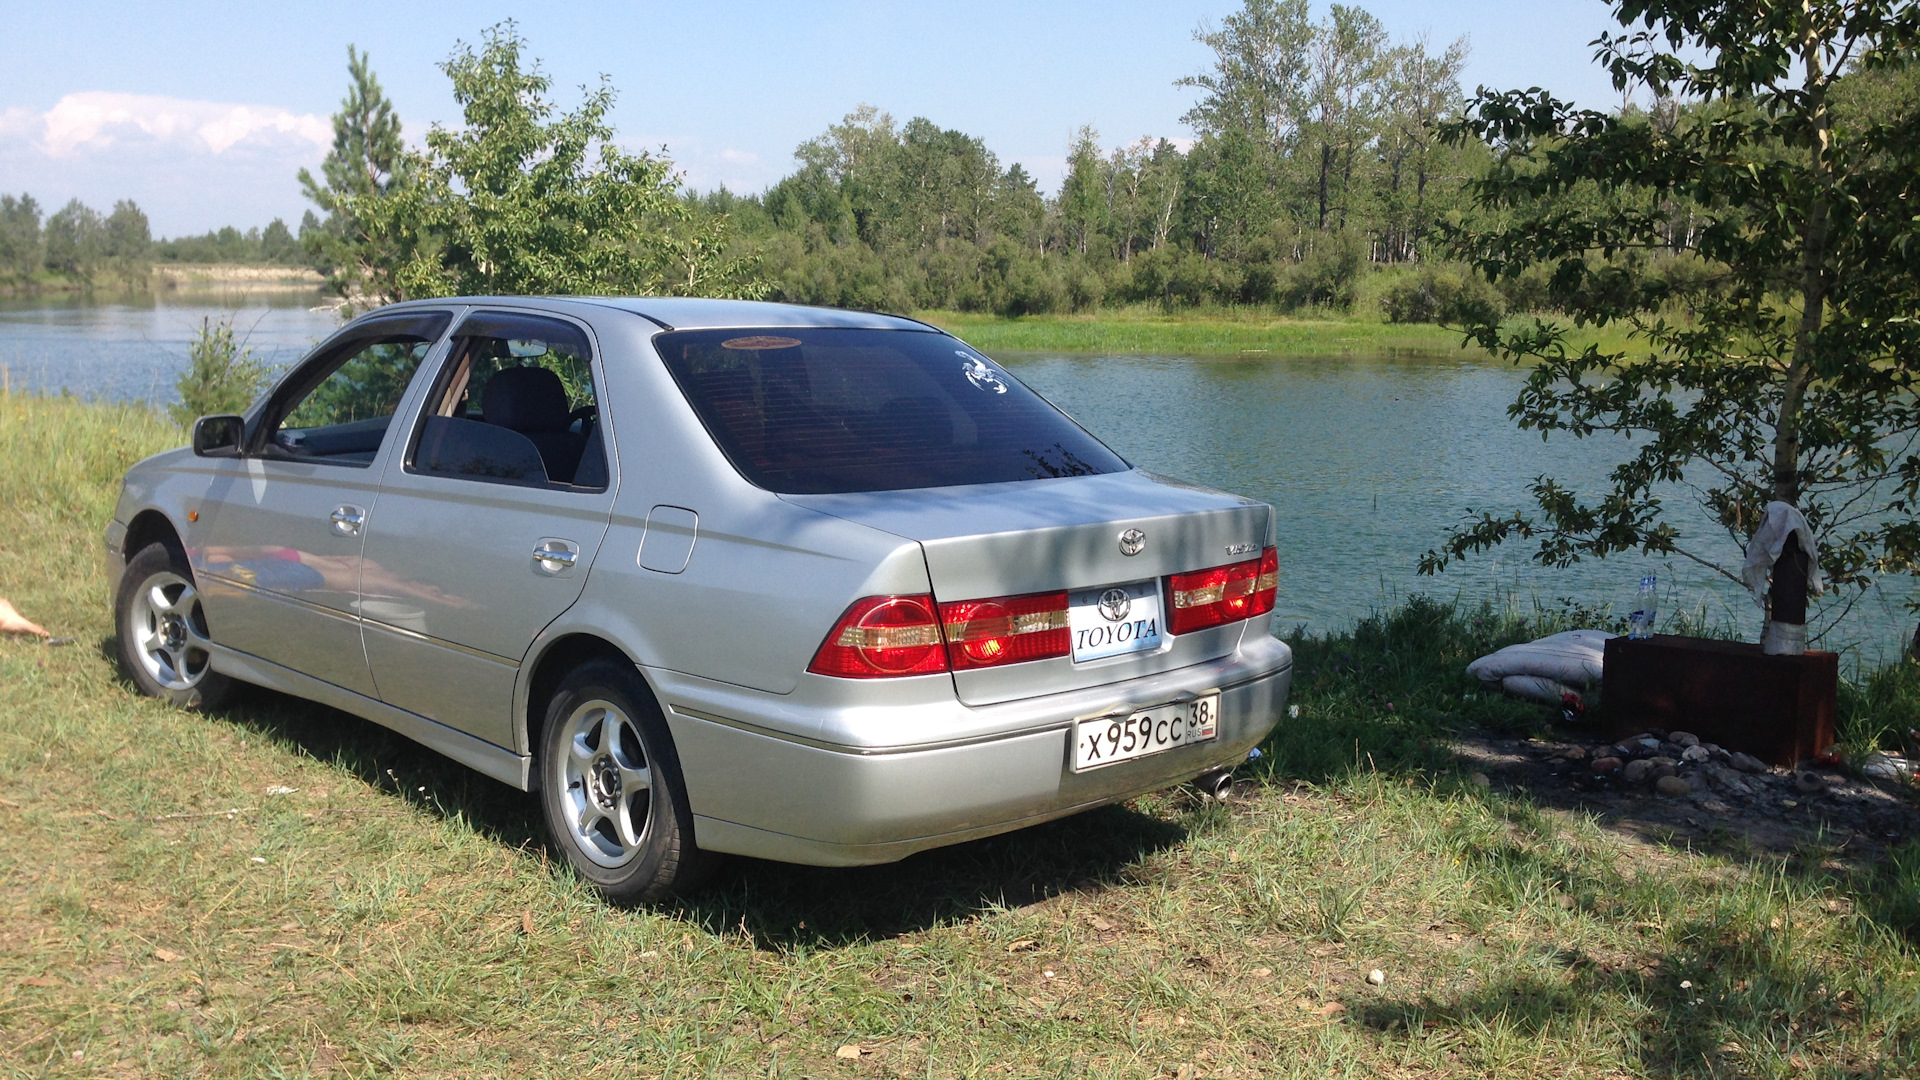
left=1765, top=21, right=1833, bottom=655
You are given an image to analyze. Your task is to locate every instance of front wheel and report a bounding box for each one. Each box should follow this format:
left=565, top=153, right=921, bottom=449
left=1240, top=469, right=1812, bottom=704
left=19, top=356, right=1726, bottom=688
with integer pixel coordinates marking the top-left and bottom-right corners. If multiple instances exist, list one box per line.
left=115, top=542, right=232, bottom=709
left=538, top=659, right=717, bottom=903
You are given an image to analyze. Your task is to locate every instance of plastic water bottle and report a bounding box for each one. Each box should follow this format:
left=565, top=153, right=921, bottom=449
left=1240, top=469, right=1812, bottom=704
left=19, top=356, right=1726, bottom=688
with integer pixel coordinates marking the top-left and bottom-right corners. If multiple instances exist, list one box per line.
left=1627, top=575, right=1657, bottom=639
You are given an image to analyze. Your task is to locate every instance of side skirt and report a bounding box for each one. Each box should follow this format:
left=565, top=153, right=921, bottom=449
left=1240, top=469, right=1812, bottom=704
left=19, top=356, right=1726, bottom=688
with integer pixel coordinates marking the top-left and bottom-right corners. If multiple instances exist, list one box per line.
left=210, top=644, right=532, bottom=790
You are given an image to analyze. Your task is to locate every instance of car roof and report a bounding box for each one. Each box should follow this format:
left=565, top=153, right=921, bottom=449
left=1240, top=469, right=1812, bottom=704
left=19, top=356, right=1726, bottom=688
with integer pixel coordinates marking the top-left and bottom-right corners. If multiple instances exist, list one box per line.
left=374, top=296, right=937, bottom=333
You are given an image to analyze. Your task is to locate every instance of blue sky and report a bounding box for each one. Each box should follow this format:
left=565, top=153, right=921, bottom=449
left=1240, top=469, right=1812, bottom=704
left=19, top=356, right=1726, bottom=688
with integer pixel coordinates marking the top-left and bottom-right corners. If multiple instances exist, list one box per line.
left=0, top=1, right=1627, bottom=236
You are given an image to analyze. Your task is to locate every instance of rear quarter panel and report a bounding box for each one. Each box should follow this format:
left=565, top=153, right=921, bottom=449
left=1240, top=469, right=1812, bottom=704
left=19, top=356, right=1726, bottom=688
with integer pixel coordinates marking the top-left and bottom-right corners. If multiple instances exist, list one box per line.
left=559, top=315, right=932, bottom=708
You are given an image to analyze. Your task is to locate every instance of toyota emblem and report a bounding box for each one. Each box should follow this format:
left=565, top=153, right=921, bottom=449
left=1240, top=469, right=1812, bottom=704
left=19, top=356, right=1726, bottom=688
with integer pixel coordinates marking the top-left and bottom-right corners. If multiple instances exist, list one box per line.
left=1118, top=528, right=1146, bottom=556
left=1098, top=588, right=1132, bottom=622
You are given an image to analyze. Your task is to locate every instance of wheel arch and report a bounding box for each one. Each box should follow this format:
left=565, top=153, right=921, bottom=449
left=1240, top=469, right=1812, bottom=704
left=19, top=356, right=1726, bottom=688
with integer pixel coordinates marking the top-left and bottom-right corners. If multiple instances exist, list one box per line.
left=519, top=632, right=653, bottom=791
left=122, top=509, right=187, bottom=569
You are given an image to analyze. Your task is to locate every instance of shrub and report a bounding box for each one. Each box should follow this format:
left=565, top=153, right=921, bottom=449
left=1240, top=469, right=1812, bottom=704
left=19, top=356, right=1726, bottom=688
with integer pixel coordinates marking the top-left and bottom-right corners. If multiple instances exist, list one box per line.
left=1382, top=263, right=1506, bottom=325
left=170, top=316, right=272, bottom=427
left=1277, top=232, right=1364, bottom=310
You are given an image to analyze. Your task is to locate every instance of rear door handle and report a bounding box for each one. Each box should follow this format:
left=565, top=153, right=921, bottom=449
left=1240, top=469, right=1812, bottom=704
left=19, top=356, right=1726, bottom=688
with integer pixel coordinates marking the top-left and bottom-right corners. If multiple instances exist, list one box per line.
left=532, top=538, right=580, bottom=574
left=329, top=505, right=366, bottom=537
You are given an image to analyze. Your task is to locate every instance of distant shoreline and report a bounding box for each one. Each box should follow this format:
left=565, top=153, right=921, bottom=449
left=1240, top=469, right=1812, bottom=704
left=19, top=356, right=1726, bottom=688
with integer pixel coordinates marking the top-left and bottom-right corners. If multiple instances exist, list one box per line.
left=916, top=308, right=1477, bottom=358
left=1, top=264, right=324, bottom=298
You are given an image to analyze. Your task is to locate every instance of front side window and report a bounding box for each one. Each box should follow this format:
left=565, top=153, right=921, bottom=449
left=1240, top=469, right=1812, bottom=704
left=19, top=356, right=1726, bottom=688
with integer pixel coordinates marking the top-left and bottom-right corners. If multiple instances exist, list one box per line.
left=408, top=311, right=608, bottom=490
left=655, top=327, right=1129, bottom=494
left=266, top=312, right=452, bottom=465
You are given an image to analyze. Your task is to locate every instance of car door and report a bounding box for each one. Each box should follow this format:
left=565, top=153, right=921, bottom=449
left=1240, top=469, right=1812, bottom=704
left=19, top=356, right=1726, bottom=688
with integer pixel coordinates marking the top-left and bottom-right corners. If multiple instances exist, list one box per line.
left=194, top=309, right=456, bottom=697
left=357, top=309, right=617, bottom=750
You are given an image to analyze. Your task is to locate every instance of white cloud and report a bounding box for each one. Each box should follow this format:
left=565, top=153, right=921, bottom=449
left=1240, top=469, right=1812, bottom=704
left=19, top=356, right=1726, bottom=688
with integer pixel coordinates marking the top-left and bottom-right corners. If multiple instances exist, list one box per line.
left=37, top=92, right=330, bottom=157
left=0, top=93, right=332, bottom=234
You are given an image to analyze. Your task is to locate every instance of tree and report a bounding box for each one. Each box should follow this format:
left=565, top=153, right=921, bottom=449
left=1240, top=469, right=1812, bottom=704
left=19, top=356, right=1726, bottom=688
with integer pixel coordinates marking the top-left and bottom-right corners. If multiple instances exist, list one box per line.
left=299, top=46, right=408, bottom=301
left=171, top=317, right=272, bottom=426
left=0, top=194, right=41, bottom=282
left=337, top=23, right=763, bottom=302
left=1177, top=0, right=1314, bottom=157
left=103, top=200, right=151, bottom=276
left=42, top=199, right=103, bottom=281
left=1423, top=0, right=1920, bottom=650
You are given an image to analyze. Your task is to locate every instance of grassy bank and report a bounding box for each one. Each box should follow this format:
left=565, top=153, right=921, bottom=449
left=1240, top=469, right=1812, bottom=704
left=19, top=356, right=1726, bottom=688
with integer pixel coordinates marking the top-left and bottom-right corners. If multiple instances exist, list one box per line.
left=5, top=390, right=1920, bottom=1077
left=919, top=307, right=1472, bottom=357
left=0, top=264, right=321, bottom=298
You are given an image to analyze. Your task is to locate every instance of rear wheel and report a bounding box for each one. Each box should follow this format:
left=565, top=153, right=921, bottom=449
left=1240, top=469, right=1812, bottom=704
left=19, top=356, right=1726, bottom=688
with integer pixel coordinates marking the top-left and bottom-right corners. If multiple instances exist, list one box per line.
left=537, top=659, right=717, bottom=903
left=115, top=542, right=231, bottom=709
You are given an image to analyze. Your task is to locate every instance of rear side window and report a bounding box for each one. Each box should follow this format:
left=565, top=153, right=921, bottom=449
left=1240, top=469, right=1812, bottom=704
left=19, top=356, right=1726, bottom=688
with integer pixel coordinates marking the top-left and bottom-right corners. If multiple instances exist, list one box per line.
left=655, top=328, right=1128, bottom=494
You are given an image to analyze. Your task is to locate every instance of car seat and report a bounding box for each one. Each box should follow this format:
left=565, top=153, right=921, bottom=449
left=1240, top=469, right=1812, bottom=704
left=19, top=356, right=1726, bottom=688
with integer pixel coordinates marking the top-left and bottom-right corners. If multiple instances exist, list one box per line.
left=481, top=366, right=587, bottom=483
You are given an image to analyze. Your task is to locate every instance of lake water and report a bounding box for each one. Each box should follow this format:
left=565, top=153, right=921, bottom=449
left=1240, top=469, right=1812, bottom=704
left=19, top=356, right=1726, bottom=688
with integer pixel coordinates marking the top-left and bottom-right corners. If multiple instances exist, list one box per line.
left=6, top=290, right=1915, bottom=664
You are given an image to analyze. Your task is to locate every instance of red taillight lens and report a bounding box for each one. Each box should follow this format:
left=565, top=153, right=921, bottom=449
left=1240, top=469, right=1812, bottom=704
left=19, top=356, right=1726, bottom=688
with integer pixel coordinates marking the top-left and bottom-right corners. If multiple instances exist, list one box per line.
left=808, top=595, right=949, bottom=678
left=939, top=590, right=1070, bottom=670
left=1167, top=546, right=1279, bottom=634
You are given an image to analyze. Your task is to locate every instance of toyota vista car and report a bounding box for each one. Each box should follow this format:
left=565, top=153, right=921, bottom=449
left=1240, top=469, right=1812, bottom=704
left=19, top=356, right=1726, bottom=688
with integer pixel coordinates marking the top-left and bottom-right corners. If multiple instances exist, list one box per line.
left=107, top=298, right=1293, bottom=901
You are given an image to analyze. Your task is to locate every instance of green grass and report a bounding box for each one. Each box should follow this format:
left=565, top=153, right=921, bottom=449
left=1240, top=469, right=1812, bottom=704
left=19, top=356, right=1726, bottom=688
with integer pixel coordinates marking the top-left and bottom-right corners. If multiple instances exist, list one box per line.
left=917, top=307, right=1472, bottom=357
left=5, top=389, right=1920, bottom=1077
left=917, top=305, right=1652, bottom=362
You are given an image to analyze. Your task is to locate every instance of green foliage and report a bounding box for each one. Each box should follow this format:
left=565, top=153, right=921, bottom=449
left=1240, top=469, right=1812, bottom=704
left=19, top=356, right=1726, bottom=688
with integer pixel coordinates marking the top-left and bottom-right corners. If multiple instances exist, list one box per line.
left=42, top=198, right=104, bottom=280
left=0, top=193, right=41, bottom=282
left=298, top=45, right=409, bottom=298
left=1425, top=0, right=1920, bottom=644
left=318, top=24, right=763, bottom=304
left=170, top=317, right=273, bottom=426
left=280, top=342, right=424, bottom=430
left=153, top=219, right=302, bottom=264
left=1381, top=261, right=1506, bottom=324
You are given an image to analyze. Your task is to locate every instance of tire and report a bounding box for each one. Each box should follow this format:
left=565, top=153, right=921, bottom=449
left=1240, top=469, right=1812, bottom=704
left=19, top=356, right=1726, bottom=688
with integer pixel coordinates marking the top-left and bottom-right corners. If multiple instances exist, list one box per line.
left=115, top=541, right=232, bottom=709
left=537, top=659, right=718, bottom=903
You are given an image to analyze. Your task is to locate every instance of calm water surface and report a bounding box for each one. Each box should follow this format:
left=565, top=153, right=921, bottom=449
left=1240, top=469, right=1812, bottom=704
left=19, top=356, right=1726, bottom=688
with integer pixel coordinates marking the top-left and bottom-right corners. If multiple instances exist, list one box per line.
left=6, top=293, right=1912, bottom=661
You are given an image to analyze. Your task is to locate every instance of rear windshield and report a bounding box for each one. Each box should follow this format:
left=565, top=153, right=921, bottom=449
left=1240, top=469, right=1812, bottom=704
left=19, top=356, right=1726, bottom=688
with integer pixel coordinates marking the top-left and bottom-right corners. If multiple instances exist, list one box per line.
left=654, top=327, right=1129, bottom=494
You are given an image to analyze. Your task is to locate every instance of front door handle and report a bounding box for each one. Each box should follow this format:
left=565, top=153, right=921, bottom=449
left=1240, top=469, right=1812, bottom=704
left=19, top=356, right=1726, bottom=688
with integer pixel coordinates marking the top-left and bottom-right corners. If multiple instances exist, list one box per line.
left=532, top=538, right=580, bottom=574
left=329, top=505, right=366, bottom=537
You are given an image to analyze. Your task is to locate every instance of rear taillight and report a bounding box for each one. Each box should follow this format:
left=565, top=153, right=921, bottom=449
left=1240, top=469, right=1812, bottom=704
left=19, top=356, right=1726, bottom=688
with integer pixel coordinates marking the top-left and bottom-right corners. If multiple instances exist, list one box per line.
left=1167, top=546, right=1278, bottom=634
left=939, top=591, right=1070, bottom=670
left=808, top=595, right=949, bottom=678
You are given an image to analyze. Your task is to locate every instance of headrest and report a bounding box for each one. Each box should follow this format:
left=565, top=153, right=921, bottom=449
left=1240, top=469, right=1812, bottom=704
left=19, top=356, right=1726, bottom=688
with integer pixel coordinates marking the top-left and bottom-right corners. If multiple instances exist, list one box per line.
left=482, top=365, right=571, bottom=433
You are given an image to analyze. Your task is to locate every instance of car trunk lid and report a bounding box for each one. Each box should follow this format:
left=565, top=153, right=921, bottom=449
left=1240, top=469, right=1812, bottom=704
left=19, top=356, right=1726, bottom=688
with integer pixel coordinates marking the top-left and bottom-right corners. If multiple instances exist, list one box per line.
left=783, top=469, right=1273, bottom=706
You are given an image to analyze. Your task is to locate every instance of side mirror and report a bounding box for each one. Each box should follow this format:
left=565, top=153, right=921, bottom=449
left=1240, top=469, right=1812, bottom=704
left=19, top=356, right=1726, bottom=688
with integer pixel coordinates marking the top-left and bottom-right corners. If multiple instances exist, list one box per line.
left=192, top=414, right=246, bottom=458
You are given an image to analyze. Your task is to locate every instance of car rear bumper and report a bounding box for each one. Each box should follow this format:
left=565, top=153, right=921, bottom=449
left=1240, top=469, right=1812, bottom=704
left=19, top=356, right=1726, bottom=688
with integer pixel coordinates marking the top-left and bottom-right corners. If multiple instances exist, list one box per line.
left=653, top=634, right=1291, bottom=866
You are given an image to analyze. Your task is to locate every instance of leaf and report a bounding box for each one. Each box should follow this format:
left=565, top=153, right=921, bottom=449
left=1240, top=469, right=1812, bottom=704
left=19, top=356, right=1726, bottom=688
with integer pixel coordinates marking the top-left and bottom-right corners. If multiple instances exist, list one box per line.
left=835, top=1044, right=865, bottom=1059
left=153, top=948, right=182, bottom=963
left=520, top=909, right=536, bottom=936
left=1087, top=915, right=1116, bottom=932
left=1317, top=1001, right=1347, bottom=1017
left=1006, top=939, right=1040, bottom=953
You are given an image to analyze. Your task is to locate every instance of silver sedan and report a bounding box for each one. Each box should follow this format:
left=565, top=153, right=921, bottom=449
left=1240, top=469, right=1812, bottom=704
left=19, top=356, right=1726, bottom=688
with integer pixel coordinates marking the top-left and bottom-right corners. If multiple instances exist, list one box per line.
left=108, top=298, right=1292, bottom=902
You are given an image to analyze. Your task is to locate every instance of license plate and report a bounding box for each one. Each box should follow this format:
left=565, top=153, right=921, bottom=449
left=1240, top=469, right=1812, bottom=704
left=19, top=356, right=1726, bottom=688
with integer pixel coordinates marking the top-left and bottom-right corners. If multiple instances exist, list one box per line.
left=1072, top=694, right=1219, bottom=771
left=1068, top=580, right=1163, bottom=662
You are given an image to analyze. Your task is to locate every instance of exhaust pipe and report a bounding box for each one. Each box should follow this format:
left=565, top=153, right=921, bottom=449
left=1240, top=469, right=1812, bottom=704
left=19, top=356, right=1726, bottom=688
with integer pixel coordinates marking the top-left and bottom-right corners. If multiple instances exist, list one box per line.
left=1193, top=768, right=1235, bottom=801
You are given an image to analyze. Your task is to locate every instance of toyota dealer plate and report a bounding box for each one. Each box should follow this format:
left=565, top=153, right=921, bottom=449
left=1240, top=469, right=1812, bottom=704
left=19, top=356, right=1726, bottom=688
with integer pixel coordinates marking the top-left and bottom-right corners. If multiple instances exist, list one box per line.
left=1072, top=694, right=1219, bottom=771
left=1067, top=580, right=1162, bottom=662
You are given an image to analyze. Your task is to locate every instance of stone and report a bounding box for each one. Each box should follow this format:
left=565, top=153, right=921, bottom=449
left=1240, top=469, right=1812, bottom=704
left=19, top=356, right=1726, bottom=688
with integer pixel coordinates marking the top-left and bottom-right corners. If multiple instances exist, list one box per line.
left=1648, top=756, right=1677, bottom=767
left=1704, top=743, right=1731, bottom=761
left=1794, top=771, right=1827, bottom=795
left=1591, top=757, right=1623, bottom=775
left=1469, top=772, right=1491, bottom=789
left=1651, top=764, right=1679, bottom=780
left=1682, top=745, right=1712, bottom=763
left=1658, top=742, right=1684, bottom=758
left=1623, top=759, right=1655, bottom=784
left=1638, top=737, right=1662, bottom=752
left=1561, top=746, right=1588, bottom=762
left=1366, top=969, right=1386, bottom=986
left=1670, top=731, right=1700, bottom=748
left=1655, top=775, right=1692, bottom=797
left=1730, top=752, right=1768, bottom=774
left=1693, top=796, right=1735, bottom=813
left=1704, top=763, right=1754, bottom=797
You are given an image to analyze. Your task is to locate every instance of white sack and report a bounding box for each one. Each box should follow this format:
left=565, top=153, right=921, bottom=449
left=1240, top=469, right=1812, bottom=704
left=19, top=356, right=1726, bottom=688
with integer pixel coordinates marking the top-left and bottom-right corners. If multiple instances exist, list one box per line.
left=1467, top=628, right=1616, bottom=690
left=1741, top=500, right=1826, bottom=609
left=1501, top=674, right=1581, bottom=705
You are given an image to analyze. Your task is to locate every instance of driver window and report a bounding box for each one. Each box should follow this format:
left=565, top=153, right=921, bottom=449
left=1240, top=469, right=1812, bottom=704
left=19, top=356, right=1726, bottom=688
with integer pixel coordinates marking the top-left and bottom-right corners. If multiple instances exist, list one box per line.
left=410, top=312, right=607, bottom=490
left=268, top=313, right=452, bottom=466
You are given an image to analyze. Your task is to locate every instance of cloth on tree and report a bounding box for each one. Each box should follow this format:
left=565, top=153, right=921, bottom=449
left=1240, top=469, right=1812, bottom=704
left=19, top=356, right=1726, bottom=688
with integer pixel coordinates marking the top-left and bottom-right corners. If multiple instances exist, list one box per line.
left=1741, top=500, right=1825, bottom=609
